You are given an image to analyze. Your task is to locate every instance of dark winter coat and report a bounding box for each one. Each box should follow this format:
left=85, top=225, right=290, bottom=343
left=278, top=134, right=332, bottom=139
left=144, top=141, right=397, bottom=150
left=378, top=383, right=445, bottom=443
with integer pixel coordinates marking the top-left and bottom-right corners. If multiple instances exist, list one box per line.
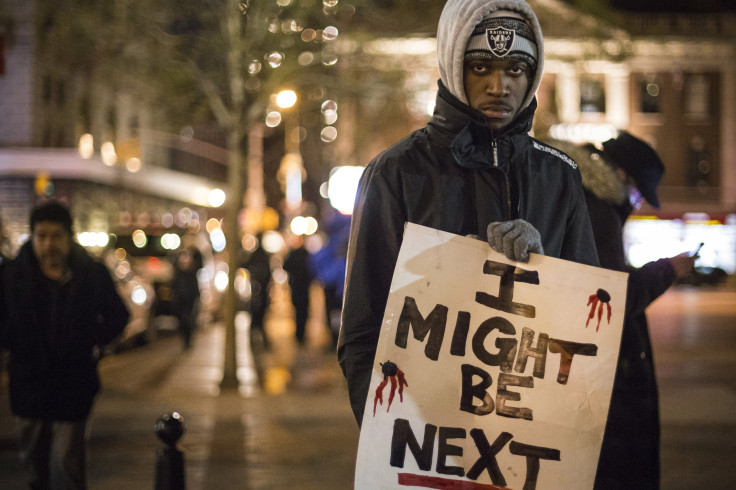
left=552, top=140, right=674, bottom=490
left=338, top=83, right=600, bottom=425
left=283, top=245, right=313, bottom=308
left=0, top=241, right=129, bottom=421
left=172, top=266, right=200, bottom=314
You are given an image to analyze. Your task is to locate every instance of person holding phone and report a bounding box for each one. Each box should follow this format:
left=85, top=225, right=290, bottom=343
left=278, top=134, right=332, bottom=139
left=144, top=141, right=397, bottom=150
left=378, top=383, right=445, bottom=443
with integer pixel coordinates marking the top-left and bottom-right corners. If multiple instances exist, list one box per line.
left=546, top=132, right=698, bottom=489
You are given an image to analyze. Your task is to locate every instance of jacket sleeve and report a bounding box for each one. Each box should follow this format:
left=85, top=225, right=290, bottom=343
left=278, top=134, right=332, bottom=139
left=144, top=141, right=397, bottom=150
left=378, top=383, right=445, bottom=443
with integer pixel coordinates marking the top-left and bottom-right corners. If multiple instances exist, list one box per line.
left=338, top=160, right=406, bottom=426
left=584, top=193, right=675, bottom=317
left=94, top=263, right=130, bottom=346
left=625, top=258, right=675, bottom=318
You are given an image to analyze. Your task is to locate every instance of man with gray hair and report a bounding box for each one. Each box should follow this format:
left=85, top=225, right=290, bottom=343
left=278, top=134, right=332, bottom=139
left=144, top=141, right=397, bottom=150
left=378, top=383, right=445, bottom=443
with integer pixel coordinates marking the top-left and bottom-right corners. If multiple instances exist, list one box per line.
left=338, top=0, right=599, bottom=427
left=0, top=200, right=129, bottom=489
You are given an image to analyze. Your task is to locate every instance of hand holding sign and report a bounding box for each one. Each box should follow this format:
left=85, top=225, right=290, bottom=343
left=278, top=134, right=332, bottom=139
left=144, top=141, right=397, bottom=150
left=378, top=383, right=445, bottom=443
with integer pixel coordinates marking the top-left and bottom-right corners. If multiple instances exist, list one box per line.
left=487, top=219, right=544, bottom=263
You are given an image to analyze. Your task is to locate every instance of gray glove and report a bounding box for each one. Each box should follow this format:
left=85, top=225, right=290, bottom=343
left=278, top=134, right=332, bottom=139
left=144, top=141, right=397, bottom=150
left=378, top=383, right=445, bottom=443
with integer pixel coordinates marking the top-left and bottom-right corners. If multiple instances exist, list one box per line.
left=487, top=219, right=544, bottom=262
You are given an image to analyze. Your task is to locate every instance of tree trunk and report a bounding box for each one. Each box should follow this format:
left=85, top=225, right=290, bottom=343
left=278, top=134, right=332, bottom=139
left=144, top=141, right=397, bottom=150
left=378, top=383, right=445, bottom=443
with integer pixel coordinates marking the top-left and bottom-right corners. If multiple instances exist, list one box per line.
left=220, top=126, right=244, bottom=391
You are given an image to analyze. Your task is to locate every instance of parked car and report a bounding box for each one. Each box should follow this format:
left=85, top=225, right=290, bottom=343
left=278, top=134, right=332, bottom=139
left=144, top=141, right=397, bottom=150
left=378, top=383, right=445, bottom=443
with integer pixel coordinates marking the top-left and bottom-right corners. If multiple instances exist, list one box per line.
left=102, top=236, right=174, bottom=350
left=675, top=266, right=728, bottom=287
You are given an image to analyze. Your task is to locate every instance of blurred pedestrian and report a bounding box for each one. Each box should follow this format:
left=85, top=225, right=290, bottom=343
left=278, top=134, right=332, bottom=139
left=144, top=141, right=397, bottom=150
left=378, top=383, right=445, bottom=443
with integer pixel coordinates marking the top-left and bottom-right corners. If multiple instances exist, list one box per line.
left=548, top=132, right=697, bottom=490
left=0, top=213, right=10, bottom=391
left=171, top=247, right=201, bottom=350
left=283, top=235, right=313, bottom=346
left=310, top=212, right=350, bottom=350
left=0, top=200, right=129, bottom=489
left=0, top=212, right=11, bottom=264
left=242, top=233, right=272, bottom=350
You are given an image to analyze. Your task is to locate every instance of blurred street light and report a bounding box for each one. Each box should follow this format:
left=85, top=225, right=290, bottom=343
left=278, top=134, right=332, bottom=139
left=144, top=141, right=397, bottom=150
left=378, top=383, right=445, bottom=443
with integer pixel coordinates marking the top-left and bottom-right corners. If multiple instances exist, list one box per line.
left=208, top=188, right=226, bottom=207
left=126, top=157, right=142, bottom=173
left=274, top=89, right=305, bottom=213
left=276, top=89, right=297, bottom=109
left=290, top=215, right=318, bottom=235
left=327, top=166, right=365, bottom=215
left=101, top=142, right=118, bottom=166
left=78, top=134, right=94, bottom=159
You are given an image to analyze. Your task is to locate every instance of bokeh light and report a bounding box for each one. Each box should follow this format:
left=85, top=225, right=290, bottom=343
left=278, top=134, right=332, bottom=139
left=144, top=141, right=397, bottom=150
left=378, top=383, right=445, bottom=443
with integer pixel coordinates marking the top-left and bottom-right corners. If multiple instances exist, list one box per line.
left=132, top=229, right=147, bottom=248
left=328, top=166, right=365, bottom=215
left=208, top=188, right=226, bottom=207
left=101, top=142, right=117, bottom=166
left=78, top=133, right=94, bottom=159
left=276, top=90, right=297, bottom=109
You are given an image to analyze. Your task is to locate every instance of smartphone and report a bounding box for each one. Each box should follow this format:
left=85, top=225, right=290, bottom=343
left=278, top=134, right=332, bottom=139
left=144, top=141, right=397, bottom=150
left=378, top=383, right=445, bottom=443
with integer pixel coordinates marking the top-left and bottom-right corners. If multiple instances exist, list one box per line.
left=690, top=242, right=704, bottom=257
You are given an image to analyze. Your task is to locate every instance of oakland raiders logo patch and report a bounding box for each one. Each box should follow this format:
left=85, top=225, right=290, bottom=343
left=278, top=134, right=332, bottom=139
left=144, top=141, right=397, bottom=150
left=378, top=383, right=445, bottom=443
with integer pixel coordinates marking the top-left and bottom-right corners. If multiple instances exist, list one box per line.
left=486, top=27, right=514, bottom=57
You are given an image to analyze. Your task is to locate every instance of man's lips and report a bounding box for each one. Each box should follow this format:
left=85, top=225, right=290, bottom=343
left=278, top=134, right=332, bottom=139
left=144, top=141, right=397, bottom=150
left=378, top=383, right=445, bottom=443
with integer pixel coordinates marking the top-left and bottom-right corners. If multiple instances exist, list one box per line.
left=479, top=102, right=514, bottom=117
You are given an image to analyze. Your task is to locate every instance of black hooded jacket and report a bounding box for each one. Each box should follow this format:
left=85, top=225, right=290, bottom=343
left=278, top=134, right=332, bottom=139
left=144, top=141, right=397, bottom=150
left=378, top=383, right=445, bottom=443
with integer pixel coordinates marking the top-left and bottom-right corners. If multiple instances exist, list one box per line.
left=338, top=82, right=599, bottom=424
left=0, top=241, right=129, bottom=421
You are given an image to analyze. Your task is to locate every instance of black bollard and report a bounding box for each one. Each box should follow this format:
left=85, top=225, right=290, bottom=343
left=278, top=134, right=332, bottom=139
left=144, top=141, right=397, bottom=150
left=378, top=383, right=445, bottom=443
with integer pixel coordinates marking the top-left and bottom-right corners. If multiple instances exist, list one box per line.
left=155, top=412, right=185, bottom=490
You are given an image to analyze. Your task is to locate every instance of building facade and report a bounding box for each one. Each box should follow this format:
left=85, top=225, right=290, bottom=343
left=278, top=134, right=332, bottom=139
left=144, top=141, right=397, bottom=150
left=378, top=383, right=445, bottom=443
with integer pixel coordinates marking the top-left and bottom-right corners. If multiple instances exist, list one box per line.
left=2, top=0, right=735, bottom=270
left=0, top=0, right=227, bottom=252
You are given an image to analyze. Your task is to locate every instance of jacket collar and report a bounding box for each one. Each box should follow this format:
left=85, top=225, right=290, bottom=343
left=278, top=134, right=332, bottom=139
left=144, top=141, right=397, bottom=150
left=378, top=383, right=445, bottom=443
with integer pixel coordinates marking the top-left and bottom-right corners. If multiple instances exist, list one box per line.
left=427, top=80, right=535, bottom=143
left=16, top=240, right=93, bottom=277
left=427, top=80, right=536, bottom=169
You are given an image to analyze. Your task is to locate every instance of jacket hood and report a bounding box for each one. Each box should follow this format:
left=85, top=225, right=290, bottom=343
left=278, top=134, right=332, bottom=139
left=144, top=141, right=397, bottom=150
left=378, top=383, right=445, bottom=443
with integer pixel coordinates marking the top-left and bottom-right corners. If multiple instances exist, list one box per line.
left=437, top=0, right=544, bottom=112
left=545, top=139, right=628, bottom=206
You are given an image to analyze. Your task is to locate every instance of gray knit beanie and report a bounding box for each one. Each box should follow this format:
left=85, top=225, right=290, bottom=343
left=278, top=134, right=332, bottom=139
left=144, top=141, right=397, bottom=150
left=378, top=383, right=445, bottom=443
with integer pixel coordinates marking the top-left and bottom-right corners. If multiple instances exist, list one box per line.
left=437, top=0, right=544, bottom=109
left=464, top=13, right=538, bottom=70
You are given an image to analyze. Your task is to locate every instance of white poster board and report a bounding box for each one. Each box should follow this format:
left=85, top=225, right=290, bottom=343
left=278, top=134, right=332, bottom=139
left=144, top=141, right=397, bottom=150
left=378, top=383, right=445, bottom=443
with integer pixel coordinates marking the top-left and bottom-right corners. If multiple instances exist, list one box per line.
left=355, top=223, right=628, bottom=490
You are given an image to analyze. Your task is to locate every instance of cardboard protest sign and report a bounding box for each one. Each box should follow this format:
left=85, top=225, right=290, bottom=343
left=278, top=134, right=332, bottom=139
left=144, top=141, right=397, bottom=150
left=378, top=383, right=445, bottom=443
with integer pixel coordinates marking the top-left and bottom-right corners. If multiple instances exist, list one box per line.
left=355, top=223, right=628, bottom=490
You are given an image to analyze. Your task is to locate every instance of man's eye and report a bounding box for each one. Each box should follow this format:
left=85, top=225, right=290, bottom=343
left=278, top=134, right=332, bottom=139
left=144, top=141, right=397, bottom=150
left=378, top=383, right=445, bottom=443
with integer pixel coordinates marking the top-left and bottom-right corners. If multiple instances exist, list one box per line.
left=508, top=66, right=525, bottom=75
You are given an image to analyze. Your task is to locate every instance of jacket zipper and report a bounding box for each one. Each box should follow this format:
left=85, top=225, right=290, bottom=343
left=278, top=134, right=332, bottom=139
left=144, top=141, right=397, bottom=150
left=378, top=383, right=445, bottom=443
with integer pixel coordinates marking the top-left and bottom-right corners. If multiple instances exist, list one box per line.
left=491, top=138, right=514, bottom=221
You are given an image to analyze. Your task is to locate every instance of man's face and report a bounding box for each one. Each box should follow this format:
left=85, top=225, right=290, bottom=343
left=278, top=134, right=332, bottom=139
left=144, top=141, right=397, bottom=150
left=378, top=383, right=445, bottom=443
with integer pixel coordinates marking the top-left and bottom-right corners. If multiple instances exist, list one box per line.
left=463, top=58, right=531, bottom=130
left=32, top=221, right=71, bottom=270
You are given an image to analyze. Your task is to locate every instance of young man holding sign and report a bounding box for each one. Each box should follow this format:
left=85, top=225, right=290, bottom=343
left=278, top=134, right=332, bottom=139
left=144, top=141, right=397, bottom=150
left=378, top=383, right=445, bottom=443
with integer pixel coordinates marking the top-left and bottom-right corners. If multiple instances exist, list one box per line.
left=339, top=0, right=599, bottom=427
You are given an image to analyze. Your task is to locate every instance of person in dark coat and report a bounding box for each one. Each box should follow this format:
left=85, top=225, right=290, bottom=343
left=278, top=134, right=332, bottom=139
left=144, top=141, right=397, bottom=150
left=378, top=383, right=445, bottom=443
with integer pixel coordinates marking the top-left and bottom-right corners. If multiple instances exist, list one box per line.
left=338, top=0, right=600, bottom=426
left=0, top=212, right=11, bottom=264
left=310, top=212, right=350, bottom=350
left=242, top=234, right=272, bottom=350
left=283, top=235, right=313, bottom=346
left=548, top=133, right=697, bottom=489
left=0, top=201, right=129, bottom=489
left=171, top=247, right=201, bottom=349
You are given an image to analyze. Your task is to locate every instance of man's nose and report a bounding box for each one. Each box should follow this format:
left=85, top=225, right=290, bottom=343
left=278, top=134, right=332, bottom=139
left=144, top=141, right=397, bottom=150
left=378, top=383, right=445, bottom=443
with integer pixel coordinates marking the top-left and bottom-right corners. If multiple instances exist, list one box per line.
left=486, top=71, right=507, bottom=96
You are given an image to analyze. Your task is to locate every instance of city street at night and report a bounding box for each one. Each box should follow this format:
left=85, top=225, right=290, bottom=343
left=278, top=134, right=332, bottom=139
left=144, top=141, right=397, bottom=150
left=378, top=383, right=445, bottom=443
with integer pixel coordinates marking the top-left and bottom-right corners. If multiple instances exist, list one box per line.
left=1, top=281, right=735, bottom=489
left=0, top=285, right=361, bottom=490
left=650, top=284, right=736, bottom=489
left=2, top=1, right=736, bottom=489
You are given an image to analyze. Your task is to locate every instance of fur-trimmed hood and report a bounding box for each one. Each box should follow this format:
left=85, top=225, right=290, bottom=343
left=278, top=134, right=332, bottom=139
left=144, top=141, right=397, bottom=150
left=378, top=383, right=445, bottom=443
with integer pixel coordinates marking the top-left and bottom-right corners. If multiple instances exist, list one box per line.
left=437, top=0, right=544, bottom=112
left=545, top=139, right=628, bottom=206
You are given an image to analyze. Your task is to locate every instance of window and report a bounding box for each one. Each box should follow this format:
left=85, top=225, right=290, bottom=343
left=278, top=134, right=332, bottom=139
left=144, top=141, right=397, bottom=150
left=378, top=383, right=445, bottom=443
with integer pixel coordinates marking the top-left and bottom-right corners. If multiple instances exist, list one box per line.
left=580, top=77, right=605, bottom=113
left=684, top=74, right=710, bottom=118
left=640, top=79, right=661, bottom=114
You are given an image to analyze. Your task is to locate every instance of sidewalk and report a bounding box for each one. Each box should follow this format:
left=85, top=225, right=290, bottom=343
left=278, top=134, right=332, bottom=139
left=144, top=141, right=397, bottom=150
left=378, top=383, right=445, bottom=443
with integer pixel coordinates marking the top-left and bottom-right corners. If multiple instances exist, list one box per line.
left=2, top=285, right=734, bottom=489
left=0, top=288, right=361, bottom=489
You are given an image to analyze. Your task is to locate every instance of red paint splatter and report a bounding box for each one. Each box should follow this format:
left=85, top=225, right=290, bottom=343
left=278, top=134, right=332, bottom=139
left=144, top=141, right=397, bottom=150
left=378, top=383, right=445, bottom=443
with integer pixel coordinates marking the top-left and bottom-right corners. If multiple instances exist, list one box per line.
left=373, top=361, right=408, bottom=416
left=586, top=288, right=612, bottom=332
